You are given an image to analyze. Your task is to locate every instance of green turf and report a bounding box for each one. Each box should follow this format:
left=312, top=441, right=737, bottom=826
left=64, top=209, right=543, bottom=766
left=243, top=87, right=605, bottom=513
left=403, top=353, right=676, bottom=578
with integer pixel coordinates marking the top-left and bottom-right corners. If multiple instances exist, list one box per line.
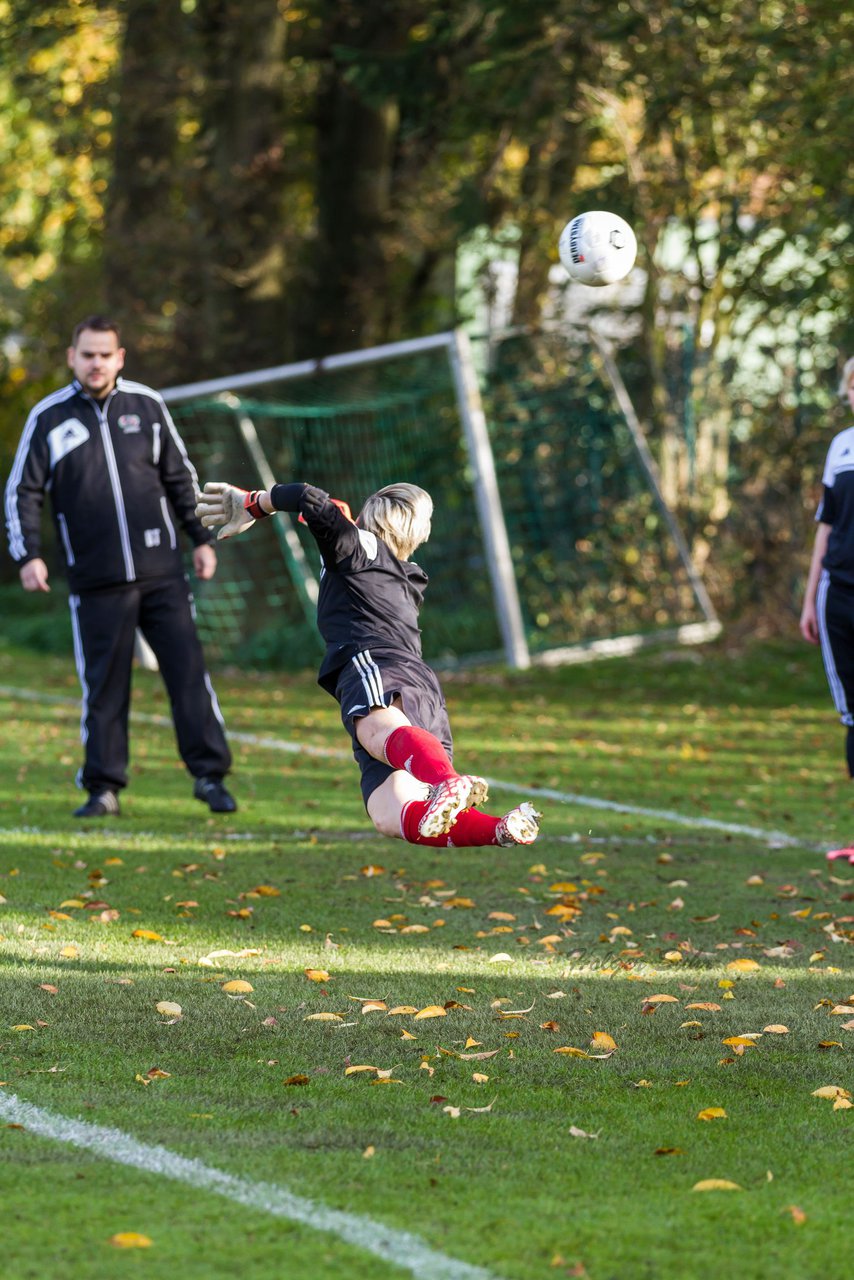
left=0, top=636, right=852, bottom=1280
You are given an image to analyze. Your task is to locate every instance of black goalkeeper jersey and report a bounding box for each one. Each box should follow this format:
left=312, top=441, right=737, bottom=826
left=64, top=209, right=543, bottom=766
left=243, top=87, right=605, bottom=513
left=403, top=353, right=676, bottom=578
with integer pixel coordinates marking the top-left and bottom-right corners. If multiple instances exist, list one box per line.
left=817, top=424, right=854, bottom=589
left=269, top=483, right=428, bottom=689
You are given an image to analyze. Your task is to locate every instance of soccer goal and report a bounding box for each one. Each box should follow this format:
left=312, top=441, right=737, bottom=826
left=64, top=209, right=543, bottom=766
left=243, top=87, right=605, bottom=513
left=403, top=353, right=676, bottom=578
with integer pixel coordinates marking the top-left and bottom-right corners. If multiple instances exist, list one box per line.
left=162, top=329, right=719, bottom=669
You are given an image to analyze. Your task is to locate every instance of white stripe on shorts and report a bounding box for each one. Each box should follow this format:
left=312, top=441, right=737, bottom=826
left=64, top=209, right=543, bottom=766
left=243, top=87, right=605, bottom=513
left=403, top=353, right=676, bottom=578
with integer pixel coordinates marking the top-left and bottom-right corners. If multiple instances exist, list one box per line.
left=351, top=649, right=386, bottom=710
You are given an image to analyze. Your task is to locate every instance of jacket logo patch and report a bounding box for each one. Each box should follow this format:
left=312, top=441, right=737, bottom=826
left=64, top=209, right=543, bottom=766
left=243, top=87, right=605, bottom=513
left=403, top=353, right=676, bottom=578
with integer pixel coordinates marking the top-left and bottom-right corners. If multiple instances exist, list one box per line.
left=144, top=528, right=162, bottom=548
left=118, top=414, right=141, bottom=432
left=47, top=418, right=90, bottom=468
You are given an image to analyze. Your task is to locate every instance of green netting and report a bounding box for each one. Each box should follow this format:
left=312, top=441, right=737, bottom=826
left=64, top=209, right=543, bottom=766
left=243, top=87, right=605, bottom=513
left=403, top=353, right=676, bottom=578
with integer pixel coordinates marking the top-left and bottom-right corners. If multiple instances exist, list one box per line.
left=480, top=331, right=705, bottom=654
left=169, top=351, right=502, bottom=666
left=168, top=335, right=707, bottom=669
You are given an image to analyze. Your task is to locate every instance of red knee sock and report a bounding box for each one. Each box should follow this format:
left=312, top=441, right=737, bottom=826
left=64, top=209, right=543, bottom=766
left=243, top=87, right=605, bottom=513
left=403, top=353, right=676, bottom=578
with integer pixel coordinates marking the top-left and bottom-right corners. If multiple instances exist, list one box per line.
left=401, top=799, right=500, bottom=847
left=384, top=725, right=456, bottom=785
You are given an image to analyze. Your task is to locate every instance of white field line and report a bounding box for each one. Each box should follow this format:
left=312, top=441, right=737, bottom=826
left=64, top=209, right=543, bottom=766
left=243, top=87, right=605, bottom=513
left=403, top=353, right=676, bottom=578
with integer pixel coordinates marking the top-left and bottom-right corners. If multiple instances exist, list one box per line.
left=0, top=1092, right=504, bottom=1280
left=0, top=683, right=812, bottom=847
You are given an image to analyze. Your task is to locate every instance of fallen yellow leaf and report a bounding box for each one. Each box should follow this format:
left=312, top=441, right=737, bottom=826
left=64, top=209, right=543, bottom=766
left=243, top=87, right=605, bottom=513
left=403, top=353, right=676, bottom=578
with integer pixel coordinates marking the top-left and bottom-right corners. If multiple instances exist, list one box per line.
left=155, top=1001, right=182, bottom=1017
left=413, top=1005, right=447, bottom=1020
left=725, top=959, right=760, bottom=973
left=58, top=945, right=79, bottom=959
left=386, top=1006, right=418, bottom=1016
left=644, top=994, right=679, bottom=1004
left=131, top=930, right=162, bottom=942
left=697, top=1107, right=727, bottom=1121
left=221, top=980, right=254, bottom=995
left=304, top=969, right=330, bottom=982
left=762, top=1025, right=789, bottom=1034
left=692, top=1179, right=742, bottom=1192
left=590, top=1032, right=617, bottom=1052
left=303, top=1012, right=343, bottom=1022
left=685, top=1002, right=722, bottom=1012
left=811, top=1085, right=851, bottom=1100
left=554, top=1047, right=591, bottom=1058
left=109, top=1233, right=152, bottom=1248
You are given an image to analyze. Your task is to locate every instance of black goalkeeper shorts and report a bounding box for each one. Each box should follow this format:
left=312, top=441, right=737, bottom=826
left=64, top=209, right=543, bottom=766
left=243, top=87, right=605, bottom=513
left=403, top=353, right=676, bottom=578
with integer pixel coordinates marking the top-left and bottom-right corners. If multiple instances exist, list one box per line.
left=330, top=646, right=454, bottom=806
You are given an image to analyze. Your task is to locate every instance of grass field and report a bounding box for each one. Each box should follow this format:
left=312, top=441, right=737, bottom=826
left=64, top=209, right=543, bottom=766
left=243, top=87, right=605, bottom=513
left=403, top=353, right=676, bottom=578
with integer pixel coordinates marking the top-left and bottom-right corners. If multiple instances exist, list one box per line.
left=0, top=635, right=852, bottom=1280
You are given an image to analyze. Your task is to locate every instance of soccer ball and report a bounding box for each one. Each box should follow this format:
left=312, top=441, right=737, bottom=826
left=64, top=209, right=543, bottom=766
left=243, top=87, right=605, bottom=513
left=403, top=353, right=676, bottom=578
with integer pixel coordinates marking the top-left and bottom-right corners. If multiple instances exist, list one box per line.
left=558, top=210, right=637, bottom=286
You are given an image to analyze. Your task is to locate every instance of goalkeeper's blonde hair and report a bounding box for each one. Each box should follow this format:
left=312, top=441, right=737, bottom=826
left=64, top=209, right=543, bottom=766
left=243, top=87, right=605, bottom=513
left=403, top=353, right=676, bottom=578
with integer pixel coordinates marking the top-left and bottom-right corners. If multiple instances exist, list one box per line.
left=359, top=483, right=433, bottom=561
left=839, top=356, right=854, bottom=398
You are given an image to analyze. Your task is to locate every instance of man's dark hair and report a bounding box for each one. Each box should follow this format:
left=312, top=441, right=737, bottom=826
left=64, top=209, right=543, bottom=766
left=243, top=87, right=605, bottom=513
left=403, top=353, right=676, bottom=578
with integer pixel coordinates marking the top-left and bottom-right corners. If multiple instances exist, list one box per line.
left=71, top=315, right=122, bottom=347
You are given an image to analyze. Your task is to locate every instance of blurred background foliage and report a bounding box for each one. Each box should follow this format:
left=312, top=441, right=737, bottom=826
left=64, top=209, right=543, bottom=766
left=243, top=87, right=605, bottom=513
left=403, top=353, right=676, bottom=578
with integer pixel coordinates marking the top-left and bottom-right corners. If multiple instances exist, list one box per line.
left=1, top=0, right=852, bottom=636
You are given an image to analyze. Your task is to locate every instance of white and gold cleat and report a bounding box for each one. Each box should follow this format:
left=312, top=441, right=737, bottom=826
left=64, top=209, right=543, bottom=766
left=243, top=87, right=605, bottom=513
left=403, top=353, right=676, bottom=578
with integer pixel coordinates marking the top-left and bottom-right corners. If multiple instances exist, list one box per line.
left=495, top=801, right=541, bottom=847
left=419, top=774, right=489, bottom=838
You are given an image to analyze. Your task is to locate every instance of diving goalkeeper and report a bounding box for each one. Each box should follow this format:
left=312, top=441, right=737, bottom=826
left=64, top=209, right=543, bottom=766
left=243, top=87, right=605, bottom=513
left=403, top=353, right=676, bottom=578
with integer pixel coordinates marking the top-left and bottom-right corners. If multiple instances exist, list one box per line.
left=195, top=479, right=540, bottom=848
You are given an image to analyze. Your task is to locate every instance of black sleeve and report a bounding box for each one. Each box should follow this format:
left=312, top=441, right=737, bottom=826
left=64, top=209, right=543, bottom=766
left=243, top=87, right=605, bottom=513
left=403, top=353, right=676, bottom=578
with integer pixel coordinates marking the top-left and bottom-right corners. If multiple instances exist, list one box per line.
left=157, top=402, right=214, bottom=546
left=818, top=484, right=835, bottom=524
left=5, top=413, right=49, bottom=565
left=269, top=482, right=359, bottom=565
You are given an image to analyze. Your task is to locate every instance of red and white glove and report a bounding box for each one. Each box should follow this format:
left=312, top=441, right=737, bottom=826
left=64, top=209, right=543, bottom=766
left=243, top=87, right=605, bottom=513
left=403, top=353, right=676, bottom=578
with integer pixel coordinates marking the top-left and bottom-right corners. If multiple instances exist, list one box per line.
left=195, top=482, right=271, bottom=540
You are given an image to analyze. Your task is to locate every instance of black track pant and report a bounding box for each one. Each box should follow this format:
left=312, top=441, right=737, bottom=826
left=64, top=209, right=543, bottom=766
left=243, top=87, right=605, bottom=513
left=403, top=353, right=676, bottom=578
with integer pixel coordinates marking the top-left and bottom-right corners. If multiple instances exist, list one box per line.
left=69, top=575, right=232, bottom=794
left=816, top=570, right=854, bottom=776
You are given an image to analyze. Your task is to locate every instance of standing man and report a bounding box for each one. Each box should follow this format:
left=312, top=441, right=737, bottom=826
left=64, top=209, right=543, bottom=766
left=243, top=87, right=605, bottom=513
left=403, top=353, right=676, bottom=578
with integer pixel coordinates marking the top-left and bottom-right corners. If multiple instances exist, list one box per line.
left=4, top=315, right=237, bottom=818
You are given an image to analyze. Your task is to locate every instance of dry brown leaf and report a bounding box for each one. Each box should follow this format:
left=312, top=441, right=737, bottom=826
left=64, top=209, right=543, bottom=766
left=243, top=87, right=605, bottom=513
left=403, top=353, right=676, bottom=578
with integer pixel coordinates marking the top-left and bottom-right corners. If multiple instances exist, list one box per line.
left=283, top=1075, right=310, bottom=1086
left=654, top=1147, right=684, bottom=1156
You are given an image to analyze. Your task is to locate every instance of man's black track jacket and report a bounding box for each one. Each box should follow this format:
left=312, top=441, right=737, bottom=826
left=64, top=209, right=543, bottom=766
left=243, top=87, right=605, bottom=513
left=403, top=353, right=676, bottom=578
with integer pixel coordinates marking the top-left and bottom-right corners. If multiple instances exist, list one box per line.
left=4, top=377, right=212, bottom=592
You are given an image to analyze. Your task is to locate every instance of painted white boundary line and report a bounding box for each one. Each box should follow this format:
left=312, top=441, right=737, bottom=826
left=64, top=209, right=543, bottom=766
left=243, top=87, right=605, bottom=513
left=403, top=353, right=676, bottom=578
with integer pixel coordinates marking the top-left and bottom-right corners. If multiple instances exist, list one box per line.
left=0, top=1092, right=504, bottom=1280
left=0, top=684, right=811, bottom=847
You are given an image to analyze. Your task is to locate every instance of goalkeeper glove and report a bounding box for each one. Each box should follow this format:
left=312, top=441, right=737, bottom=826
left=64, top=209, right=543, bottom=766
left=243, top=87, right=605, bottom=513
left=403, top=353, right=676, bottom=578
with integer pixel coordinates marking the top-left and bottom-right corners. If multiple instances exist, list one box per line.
left=195, top=482, right=271, bottom=540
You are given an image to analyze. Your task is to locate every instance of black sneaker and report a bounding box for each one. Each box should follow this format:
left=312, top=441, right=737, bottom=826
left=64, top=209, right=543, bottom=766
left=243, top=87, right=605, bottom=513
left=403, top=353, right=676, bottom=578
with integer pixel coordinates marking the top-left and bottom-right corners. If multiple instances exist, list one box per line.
left=193, top=776, right=237, bottom=813
left=73, top=790, right=121, bottom=819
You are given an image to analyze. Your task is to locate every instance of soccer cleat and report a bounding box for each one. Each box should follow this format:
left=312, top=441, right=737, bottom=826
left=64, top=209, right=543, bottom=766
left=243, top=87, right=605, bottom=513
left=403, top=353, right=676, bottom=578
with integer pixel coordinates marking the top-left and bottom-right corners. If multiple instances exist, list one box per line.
left=193, top=776, right=238, bottom=814
left=73, top=790, right=120, bottom=819
left=495, top=802, right=542, bottom=847
left=826, top=846, right=854, bottom=865
left=419, top=774, right=489, bottom=838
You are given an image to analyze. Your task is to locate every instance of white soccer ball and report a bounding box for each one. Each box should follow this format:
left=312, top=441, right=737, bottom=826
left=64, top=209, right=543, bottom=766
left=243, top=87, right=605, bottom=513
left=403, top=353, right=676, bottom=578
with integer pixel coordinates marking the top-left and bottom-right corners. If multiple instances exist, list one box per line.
left=558, top=210, right=637, bottom=286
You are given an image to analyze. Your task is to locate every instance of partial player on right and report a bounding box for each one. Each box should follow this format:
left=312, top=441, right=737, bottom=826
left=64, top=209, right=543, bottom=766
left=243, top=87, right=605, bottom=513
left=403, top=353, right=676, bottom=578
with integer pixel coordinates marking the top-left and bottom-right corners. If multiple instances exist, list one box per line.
left=800, top=355, right=854, bottom=866
left=195, top=478, right=541, bottom=849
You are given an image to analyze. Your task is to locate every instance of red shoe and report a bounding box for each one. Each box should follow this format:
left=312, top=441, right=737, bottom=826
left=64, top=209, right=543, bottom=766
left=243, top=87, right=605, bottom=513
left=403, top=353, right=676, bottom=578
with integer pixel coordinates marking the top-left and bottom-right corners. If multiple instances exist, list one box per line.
left=826, top=846, right=854, bottom=865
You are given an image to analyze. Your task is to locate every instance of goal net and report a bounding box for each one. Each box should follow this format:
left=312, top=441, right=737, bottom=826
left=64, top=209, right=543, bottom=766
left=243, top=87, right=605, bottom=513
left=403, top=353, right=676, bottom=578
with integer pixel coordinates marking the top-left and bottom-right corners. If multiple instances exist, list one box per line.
left=163, top=329, right=719, bottom=669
